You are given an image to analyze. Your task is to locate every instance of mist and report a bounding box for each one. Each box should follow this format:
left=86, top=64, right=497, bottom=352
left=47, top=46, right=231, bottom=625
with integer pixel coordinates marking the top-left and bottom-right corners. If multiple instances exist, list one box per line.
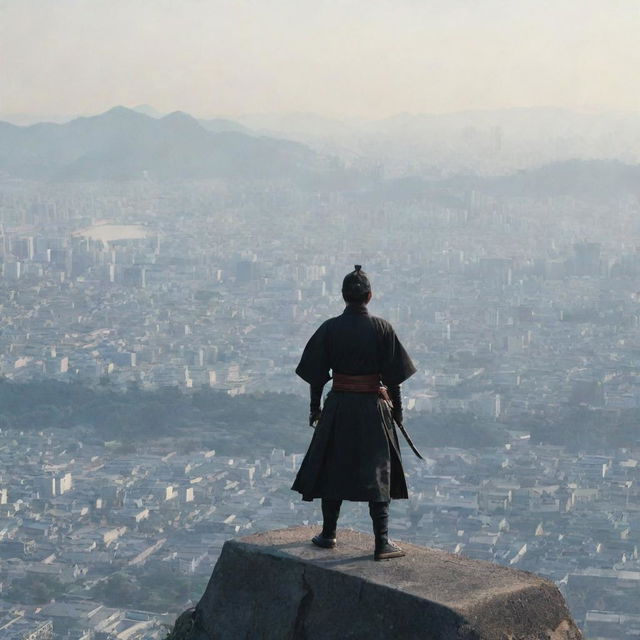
left=1, top=2, right=639, bottom=638
left=2, top=0, right=640, bottom=119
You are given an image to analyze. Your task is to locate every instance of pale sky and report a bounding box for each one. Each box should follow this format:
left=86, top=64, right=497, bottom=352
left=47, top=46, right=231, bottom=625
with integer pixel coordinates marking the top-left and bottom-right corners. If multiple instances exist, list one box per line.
left=1, top=0, right=639, bottom=119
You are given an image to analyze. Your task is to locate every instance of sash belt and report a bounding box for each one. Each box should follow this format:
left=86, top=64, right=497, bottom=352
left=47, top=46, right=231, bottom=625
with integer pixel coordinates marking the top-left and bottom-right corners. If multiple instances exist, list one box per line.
left=332, top=373, right=392, bottom=405
left=332, top=373, right=381, bottom=394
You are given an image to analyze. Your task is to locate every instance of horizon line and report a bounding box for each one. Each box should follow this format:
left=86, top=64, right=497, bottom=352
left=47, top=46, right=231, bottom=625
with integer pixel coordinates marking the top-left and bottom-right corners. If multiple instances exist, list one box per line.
left=2, top=103, right=640, bottom=127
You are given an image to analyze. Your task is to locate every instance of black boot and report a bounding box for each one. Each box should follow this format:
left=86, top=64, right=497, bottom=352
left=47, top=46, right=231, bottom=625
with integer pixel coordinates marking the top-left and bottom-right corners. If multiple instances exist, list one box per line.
left=369, top=501, right=405, bottom=560
left=312, top=498, right=342, bottom=549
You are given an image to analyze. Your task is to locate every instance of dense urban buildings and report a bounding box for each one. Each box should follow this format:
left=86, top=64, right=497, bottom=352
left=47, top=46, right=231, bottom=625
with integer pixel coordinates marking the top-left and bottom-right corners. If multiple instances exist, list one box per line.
left=1, top=176, right=639, bottom=638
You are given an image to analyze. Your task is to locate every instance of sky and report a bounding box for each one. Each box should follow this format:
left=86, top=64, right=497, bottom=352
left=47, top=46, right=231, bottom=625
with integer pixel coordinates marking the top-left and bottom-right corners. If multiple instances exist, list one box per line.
left=1, top=0, right=639, bottom=119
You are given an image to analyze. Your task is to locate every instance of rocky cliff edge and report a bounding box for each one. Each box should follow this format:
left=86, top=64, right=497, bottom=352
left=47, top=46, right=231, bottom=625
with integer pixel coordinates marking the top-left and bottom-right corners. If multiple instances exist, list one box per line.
left=169, top=525, right=582, bottom=640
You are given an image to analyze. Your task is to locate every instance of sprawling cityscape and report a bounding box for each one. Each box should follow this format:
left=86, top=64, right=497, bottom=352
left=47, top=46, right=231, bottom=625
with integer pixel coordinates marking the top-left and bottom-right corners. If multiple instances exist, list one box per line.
left=0, top=165, right=638, bottom=639
left=4, top=0, right=640, bottom=635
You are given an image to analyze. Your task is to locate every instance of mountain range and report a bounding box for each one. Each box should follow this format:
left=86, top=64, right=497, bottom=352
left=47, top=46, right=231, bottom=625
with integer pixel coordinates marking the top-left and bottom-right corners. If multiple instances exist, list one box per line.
left=1, top=106, right=640, bottom=199
left=0, top=107, right=324, bottom=181
left=233, top=107, right=640, bottom=175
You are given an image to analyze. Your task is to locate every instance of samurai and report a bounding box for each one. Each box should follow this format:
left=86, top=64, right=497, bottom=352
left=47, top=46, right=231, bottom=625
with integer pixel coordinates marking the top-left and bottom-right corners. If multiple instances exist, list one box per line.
left=292, top=265, right=418, bottom=560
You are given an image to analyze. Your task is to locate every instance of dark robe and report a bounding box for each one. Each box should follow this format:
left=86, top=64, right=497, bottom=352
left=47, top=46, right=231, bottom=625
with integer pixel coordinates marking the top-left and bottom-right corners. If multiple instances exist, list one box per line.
left=291, top=304, right=417, bottom=502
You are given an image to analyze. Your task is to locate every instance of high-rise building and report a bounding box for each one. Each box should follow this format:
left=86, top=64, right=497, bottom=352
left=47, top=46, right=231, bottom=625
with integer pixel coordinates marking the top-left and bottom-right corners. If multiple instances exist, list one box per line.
left=12, top=236, right=34, bottom=261
left=572, top=242, right=601, bottom=277
left=236, top=259, right=261, bottom=284
left=3, top=261, right=21, bottom=280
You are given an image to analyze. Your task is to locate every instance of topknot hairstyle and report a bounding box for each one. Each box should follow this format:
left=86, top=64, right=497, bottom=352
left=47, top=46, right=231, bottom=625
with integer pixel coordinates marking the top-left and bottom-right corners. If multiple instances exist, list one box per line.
left=342, top=264, right=371, bottom=303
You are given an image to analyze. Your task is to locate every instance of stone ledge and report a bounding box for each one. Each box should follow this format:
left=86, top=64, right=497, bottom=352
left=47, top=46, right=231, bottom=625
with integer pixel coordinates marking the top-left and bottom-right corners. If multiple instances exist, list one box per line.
left=189, top=525, right=582, bottom=639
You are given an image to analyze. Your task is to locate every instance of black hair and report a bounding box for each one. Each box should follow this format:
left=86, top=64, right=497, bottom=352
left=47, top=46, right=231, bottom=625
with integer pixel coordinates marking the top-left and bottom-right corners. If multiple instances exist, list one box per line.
left=342, top=265, right=371, bottom=304
left=342, top=289, right=370, bottom=304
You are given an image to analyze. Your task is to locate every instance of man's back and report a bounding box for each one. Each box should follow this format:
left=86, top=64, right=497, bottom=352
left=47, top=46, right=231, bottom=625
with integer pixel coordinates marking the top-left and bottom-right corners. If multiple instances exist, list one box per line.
left=297, top=305, right=415, bottom=387
left=292, top=266, right=416, bottom=560
left=323, top=307, right=382, bottom=376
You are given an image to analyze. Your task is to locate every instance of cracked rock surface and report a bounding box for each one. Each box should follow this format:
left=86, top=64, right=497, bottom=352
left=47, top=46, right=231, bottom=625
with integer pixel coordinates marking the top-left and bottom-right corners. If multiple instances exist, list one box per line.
left=189, top=525, right=582, bottom=640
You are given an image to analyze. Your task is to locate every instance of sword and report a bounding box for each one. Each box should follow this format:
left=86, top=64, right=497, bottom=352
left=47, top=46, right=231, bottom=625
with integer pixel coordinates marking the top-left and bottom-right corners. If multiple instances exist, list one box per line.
left=394, top=417, right=425, bottom=460
left=379, top=385, right=424, bottom=460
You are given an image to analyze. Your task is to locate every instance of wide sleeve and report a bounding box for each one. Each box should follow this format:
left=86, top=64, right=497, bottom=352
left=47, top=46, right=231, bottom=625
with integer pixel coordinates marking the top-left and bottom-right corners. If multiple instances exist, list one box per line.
left=379, top=321, right=417, bottom=386
left=295, top=321, right=331, bottom=386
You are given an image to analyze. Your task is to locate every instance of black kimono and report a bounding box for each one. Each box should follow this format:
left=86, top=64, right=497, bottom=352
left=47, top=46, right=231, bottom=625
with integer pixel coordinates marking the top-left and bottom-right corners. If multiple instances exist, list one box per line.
left=291, top=304, right=416, bottom=502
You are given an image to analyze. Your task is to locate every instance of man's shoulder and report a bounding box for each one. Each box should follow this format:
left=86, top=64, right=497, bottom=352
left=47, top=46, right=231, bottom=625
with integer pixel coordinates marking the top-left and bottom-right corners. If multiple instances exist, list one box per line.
left=319, top=312, right=393, bottom=332
left=312, top=316, right=340, bottom=333
left=369, top=314, right=392, bottom=328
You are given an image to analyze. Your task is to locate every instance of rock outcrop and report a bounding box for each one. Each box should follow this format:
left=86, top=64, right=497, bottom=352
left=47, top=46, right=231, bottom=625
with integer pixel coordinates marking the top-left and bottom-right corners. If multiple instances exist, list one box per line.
left=180, top=525, right=582, bottom=639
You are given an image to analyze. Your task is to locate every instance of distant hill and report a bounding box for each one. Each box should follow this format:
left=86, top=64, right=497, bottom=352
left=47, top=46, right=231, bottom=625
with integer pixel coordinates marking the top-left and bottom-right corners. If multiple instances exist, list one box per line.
left=131, top=104, right=164, bottom=118
left=463, top=159, right=640, bottom=199
left=198, top=117, right=251, bottom=135
left=237, top=107, right=640, bottom=175
left=129, top=104, right=251, bottom=133
left=0, top=106, right=326, bottom=181
left=2, top=107, right=639, bottom=196
left=364, top=159, right=640, bottom=204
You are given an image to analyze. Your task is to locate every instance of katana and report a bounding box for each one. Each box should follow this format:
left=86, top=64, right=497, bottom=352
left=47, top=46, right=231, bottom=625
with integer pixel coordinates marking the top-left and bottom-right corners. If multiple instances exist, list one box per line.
left=378, top=385, right=424, bottom=460
left=394, top=417, right=425, bottom=461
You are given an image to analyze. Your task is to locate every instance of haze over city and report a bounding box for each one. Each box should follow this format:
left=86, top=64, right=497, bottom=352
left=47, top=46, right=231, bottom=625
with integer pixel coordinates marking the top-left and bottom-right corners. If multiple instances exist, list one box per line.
left=1, top=1, right=640, bottom=638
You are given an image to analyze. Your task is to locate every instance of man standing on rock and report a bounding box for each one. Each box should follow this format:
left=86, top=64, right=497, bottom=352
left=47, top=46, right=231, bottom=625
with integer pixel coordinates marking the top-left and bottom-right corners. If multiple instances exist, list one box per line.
left=292, top=265, right=418, bottom=560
